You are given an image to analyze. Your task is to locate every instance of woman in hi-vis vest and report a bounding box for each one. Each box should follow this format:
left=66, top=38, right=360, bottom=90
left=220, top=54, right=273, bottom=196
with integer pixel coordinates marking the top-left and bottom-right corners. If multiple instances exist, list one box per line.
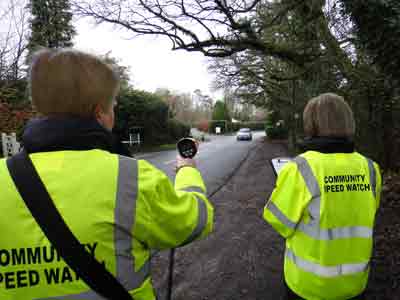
left=0, top=48, right=214, bottom=300
left=263, top=93, right=381, bottom=300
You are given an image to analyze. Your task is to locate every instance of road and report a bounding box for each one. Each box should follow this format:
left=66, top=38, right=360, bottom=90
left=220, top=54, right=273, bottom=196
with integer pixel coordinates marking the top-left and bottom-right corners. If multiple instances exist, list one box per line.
left=135, top=131, right=265, bottom=195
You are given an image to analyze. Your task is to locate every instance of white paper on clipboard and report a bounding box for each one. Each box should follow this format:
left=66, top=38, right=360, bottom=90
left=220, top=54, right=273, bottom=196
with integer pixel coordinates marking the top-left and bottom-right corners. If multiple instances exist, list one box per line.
left=270, top=157, right=293, bottom=176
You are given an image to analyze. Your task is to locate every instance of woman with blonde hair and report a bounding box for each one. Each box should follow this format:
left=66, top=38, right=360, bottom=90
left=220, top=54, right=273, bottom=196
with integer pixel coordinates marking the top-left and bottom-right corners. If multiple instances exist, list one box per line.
left=263, top=93, right=381, bottom=300
left=0, top=48, right=214, bottom=300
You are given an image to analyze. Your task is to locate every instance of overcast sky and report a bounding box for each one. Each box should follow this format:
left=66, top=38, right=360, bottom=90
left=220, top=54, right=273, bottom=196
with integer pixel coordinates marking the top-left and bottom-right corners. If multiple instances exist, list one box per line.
left=0, top=0, right=222, bottom=99
left=73, top=17, right=223, bottom=99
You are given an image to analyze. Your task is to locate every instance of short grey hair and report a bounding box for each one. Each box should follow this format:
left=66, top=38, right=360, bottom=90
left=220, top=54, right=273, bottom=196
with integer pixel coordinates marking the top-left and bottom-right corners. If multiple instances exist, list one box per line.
left=303, top=93, right=355, bottom=139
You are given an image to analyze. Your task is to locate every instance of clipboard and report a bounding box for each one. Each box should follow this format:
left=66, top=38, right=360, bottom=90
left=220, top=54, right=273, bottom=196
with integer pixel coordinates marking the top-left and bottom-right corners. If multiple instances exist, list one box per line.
left=270, top=157, right=293, bottom=177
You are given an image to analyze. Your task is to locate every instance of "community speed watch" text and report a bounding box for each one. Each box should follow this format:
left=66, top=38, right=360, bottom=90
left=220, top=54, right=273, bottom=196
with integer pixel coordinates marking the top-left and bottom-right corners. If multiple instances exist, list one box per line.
left=0, top=242, right=102, bottom=289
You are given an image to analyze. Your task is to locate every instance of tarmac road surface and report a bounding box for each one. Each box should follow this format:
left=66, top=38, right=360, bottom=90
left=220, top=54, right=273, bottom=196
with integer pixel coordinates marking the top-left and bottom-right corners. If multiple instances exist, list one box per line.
left=135, top=131, right=265, bottom=195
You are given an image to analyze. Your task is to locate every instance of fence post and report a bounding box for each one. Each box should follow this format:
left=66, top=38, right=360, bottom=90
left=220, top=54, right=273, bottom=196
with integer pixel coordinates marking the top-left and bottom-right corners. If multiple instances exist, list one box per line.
left=1, top=133, right=21, bottom=157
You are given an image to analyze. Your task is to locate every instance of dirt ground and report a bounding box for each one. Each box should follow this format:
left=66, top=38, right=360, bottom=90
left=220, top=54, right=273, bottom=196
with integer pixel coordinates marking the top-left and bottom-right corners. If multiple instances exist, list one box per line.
left=367, top=172, right=400, bottom=299
left=151, top=138, right=396, bottom=300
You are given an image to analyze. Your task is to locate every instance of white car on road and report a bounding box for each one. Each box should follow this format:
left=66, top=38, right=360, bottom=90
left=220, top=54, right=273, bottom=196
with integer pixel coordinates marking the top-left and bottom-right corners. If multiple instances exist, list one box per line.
left=236, top=128, right=252, bottom=141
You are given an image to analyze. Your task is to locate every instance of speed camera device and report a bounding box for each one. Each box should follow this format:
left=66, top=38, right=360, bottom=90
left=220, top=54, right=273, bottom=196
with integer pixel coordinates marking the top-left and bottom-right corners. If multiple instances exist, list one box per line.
left=270, top=157, right=293, bottom=177
left=177, top=138, right=198, bottom=159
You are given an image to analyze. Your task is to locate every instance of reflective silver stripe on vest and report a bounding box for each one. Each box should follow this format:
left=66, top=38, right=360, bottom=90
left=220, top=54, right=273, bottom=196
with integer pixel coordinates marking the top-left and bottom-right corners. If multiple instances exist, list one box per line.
left=180, top=186, right=205, bottom=194
left=266, top=201, right=297, bottom=230
left=35, top=290, right=107, bottom=300
left=180, top=194, right=208, bottom=246
left=35, top=156, right=148, bottom=300
left=115, top=156, right=149, bottom=290
left=297, top=223, right=372, bottom=240
left=286, top=248, right=369, bottom=278
left=294, top=156, right=321, bottom=222
left=267, top=156, right=373, bottom=240
left=366, top=158, right=376, bottom=199
left=267, top=202, right=372, bottom=240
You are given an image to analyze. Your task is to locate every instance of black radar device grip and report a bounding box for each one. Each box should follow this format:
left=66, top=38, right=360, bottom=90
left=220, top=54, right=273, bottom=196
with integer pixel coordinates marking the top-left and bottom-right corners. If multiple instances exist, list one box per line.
left=177, top=137, right=197, bottom=158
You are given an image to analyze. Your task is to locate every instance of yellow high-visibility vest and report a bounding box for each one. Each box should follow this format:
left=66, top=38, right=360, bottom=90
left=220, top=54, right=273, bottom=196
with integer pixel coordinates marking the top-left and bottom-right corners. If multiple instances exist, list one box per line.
left=0, top=150, right=214, bottom=300
left=264, top=151, right=381, bottom=300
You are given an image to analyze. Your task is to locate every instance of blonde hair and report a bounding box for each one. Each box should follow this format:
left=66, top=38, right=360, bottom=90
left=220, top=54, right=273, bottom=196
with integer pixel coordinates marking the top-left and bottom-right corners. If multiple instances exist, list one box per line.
left=303, top=93, right=355, bottom=139
left=29, top=48, right=120, bottom=117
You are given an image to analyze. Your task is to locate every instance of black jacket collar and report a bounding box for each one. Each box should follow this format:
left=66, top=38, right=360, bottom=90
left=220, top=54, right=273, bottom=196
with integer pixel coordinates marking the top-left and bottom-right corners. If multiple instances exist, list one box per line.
left=22, top=117, right=131, bottom=156
left=299, top=137, right=355, bottom=154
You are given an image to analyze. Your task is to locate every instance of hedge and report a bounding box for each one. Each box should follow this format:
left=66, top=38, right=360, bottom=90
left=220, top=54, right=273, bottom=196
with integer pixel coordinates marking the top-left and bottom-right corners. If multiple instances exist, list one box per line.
left=265, top=120, right=288, bottom=139
left=114, top=88, right=190, bottom=145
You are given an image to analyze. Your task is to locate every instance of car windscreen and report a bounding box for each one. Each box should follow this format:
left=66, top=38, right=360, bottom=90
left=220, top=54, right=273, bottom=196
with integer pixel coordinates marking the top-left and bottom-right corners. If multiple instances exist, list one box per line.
left=239, top=128, right=250, bottom=132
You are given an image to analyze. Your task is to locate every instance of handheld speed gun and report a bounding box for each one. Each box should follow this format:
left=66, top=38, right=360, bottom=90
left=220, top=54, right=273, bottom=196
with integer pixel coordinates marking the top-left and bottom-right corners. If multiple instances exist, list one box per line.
left=177, top=137, right=198, bottom=158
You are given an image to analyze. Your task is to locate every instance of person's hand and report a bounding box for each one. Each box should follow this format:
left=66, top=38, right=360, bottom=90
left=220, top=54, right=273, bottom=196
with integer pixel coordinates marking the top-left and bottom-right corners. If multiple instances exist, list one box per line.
left=175, top=155, right=197, bottom=173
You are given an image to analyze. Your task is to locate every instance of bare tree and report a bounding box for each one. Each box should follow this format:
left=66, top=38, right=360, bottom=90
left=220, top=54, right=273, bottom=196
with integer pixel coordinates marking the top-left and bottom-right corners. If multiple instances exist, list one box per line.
left=0, top=0, right=30, bottom=104
left=0, top=0, right=29, bottom=83
left=207, top=0, right=361, bottom=110
left=73, top=0, right=317, bottom=64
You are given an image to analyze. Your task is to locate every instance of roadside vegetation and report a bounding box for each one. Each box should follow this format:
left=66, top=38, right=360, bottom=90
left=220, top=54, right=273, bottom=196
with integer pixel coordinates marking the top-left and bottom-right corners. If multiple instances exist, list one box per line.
left=74, top=0, right=399, bottom=172
left=1, top=1, right=399, bottom=170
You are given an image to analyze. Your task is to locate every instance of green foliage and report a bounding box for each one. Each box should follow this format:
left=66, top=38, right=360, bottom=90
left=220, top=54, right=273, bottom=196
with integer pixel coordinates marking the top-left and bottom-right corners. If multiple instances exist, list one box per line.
left=340, top=0, right=400, bottom=167
left=27, top=0, right=76, bottom=53
left=208, top=1, right=399, bottom=168
left=210, top=0, right=339, bottom=121
left=114, top=88, right=189, bottom=145
left=0, top=79, right=28, bottom=104
left=212, top=101, right=230, bottom=121
left=265, top=111, right=288, bottom=139
left=102, top=56, right=189, bottom=146
left=210, top=101, right=231, bottom=133
left=75, top=0, right=398, bottom=166
left=231, top=122, right=265, bottom=132
left=209, top=120, right=228, bottom=134
left=342, top=0, right=400, bottom=82
left=167, top=119, right=190, bottom=141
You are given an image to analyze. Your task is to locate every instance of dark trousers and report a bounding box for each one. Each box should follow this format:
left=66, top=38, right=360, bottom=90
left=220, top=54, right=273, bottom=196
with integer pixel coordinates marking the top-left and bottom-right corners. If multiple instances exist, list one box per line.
left=282, top=280, right=365, bottom=300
